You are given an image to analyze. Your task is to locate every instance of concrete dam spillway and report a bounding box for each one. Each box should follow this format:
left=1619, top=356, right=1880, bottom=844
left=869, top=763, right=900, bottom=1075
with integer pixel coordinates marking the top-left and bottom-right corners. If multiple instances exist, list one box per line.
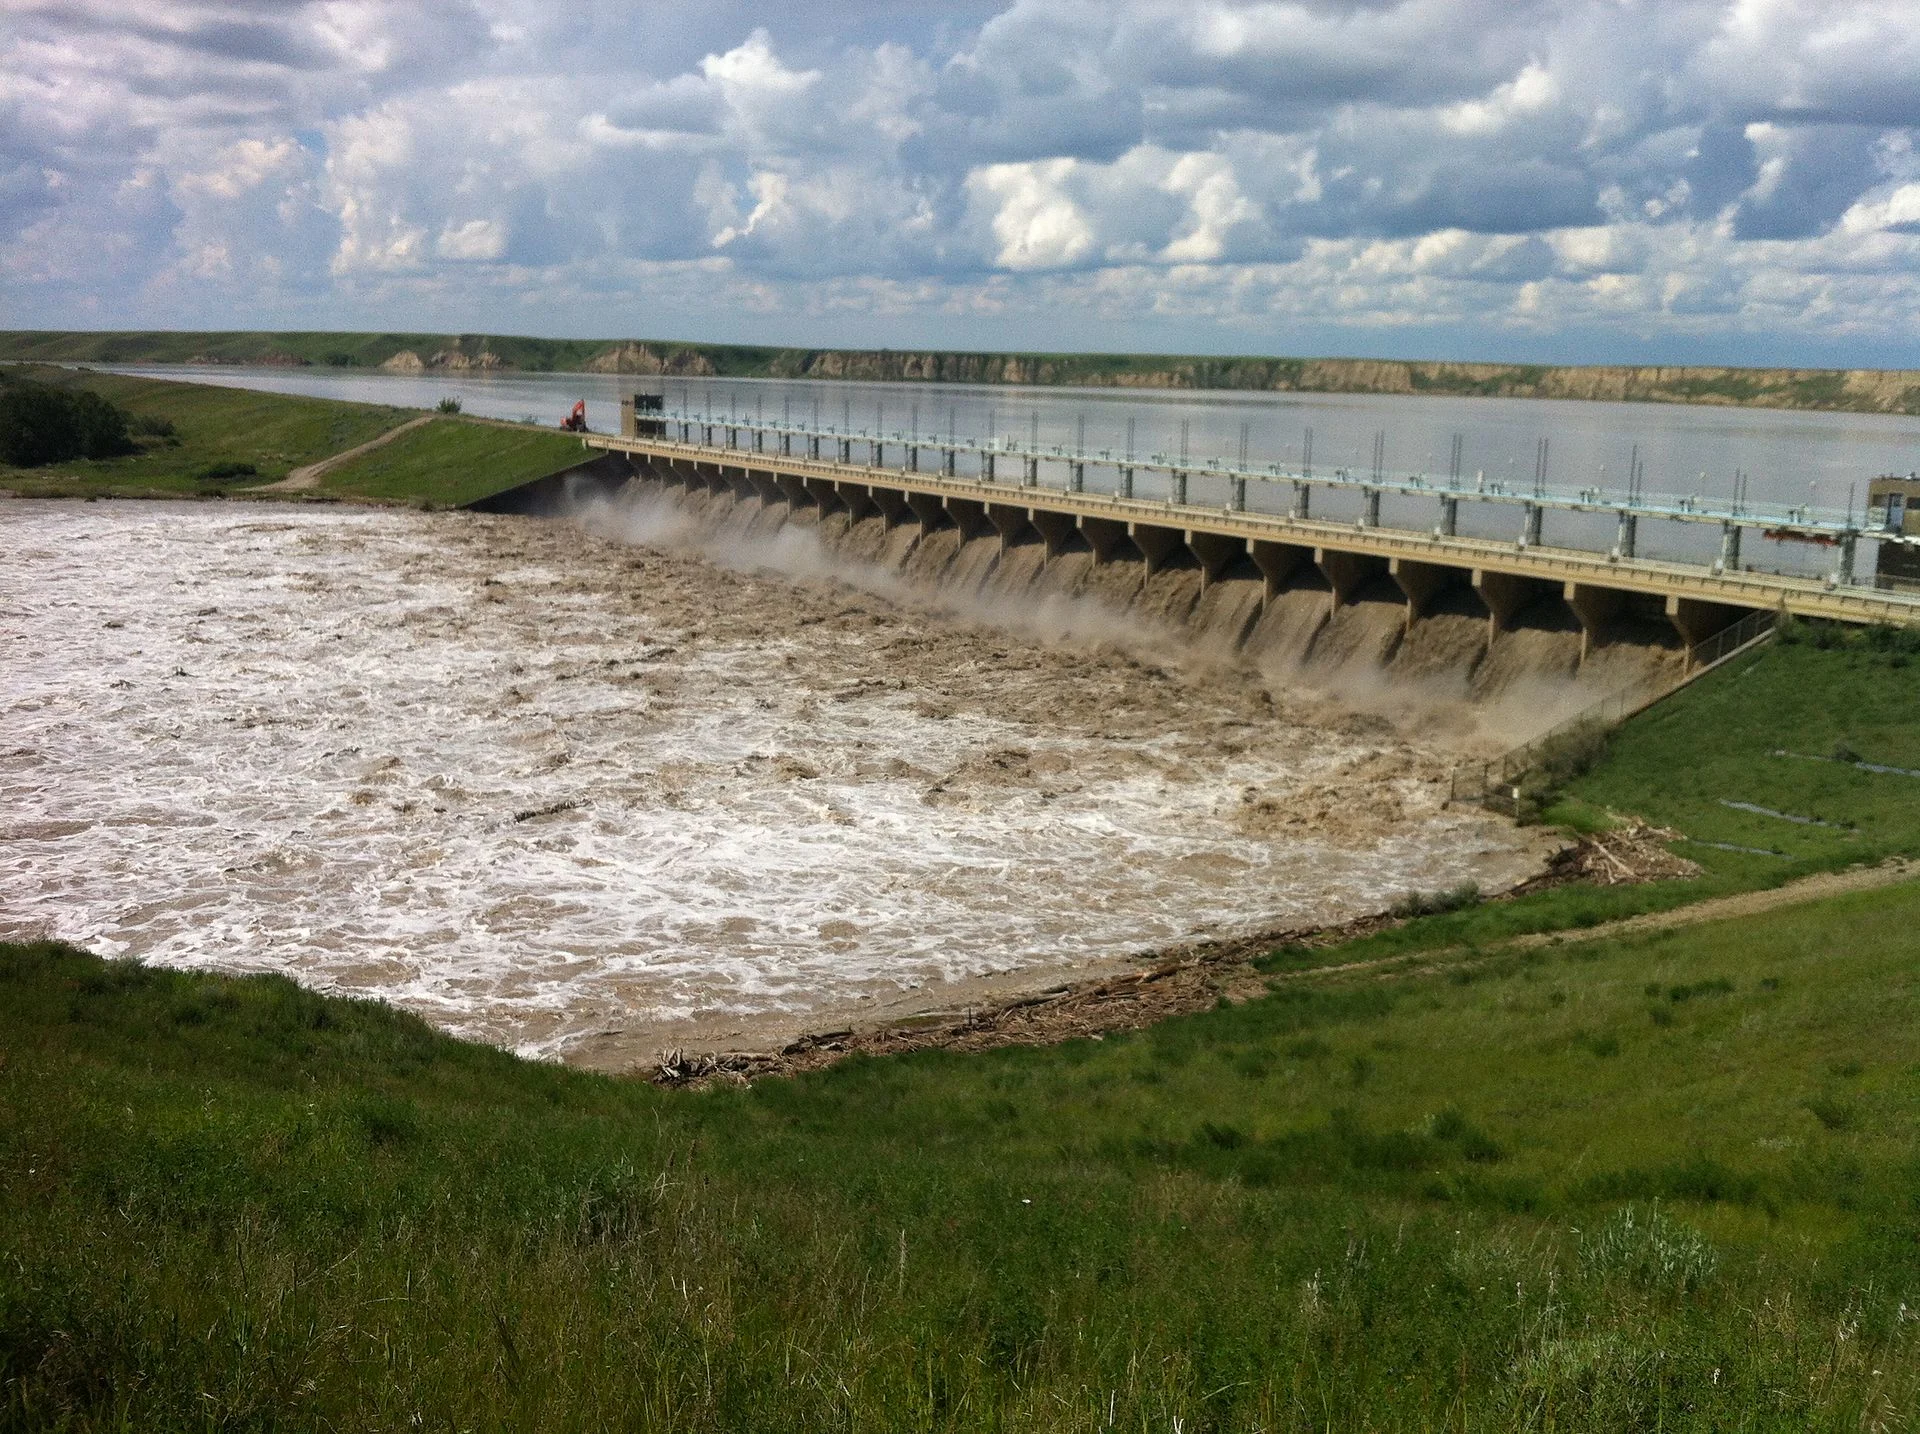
left=499, top=453, right=1700, bottom=710
left=513, top=397, right=1920, bottom=719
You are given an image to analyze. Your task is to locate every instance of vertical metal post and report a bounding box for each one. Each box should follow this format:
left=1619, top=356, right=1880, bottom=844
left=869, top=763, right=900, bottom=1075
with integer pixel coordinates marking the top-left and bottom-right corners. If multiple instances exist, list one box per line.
left=945, top=407, right=957, bottom=476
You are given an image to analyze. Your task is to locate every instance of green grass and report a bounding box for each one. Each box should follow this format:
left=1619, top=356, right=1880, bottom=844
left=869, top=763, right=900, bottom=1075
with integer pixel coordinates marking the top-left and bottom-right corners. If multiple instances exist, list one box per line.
left=0, top=367, right=586, bottom=505
left=1256, top=634, right=1920, bottom=978
left=316, top=415, right=590, bottom=507
left=1555, top=632, right=1920, bottom=871
left=0, top=366, right=411, bottom=496
left=6, top=871, right=1920, bottom=1430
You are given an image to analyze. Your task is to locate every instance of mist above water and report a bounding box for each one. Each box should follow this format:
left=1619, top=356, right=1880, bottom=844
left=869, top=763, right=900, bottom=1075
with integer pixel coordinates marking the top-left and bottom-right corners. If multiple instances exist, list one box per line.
left=2, top=500, right=1546, bottom=1063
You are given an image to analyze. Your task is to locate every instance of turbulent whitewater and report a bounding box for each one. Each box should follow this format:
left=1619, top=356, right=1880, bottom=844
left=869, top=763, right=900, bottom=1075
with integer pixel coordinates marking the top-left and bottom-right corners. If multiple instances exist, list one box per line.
left=1, top=501, right=1548, bottom=1065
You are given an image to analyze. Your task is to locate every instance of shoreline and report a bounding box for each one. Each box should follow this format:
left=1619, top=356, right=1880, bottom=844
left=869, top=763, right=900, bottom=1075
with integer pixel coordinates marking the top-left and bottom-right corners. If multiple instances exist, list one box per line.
left=619, top=823, right=1608, bottom=1086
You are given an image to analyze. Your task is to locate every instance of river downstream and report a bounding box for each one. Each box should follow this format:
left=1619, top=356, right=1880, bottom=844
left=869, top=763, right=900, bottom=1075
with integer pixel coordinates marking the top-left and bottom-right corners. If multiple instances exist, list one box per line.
left=1, top=501, right=1549, bottom=1066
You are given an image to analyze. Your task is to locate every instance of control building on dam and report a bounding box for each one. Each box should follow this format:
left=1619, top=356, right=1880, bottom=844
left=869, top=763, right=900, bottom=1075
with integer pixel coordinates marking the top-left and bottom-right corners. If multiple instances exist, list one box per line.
left=502, top=391, right=1920, bottom=699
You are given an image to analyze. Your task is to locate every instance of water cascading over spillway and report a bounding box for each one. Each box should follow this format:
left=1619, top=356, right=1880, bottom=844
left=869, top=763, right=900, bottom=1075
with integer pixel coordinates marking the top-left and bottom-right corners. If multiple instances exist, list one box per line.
left=505, top=455, right=1689, bottom=706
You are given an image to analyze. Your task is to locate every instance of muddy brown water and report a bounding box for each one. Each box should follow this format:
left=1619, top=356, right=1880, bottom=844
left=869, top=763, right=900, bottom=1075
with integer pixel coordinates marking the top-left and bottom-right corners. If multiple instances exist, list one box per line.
left=6, top=497, right=1568, bottom=1067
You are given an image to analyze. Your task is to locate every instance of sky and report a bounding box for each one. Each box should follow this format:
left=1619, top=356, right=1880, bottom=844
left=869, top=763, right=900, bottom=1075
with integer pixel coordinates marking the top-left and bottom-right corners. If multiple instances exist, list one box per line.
left=6, top=1, right=1920, bottom=366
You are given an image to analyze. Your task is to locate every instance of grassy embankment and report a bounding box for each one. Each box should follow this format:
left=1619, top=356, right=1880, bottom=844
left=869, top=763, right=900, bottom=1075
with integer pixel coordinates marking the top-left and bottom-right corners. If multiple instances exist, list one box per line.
left=308, top=414, right=593, bottom=507
left=0, top=366, right=584, bottom=506
left=5, top=637, right=1920, bottom=1429
left=6, top=328, right=1920, bottom=413
left=1259, top=625, right=1920, bottom=973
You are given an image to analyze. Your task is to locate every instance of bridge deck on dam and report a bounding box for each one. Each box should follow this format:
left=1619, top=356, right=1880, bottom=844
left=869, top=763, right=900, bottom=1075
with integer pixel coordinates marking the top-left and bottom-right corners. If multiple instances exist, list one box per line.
left=579, top=434, right=1920, bottom=661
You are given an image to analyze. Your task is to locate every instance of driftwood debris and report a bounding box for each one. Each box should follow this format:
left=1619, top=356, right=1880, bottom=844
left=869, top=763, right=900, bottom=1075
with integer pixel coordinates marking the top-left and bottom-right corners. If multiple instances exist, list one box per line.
left=645, top=823, right=1703, bottom=1089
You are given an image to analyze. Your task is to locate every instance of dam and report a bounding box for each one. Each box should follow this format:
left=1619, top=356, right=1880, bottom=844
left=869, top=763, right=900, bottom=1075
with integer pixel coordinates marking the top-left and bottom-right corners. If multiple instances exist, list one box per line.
left=505, top=394, right=1920, bottom=710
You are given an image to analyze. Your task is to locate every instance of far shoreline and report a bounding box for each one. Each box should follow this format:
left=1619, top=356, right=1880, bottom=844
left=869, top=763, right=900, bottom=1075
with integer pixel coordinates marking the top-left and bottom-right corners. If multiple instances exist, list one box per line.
left=6, top=330, right=1920, bottom=418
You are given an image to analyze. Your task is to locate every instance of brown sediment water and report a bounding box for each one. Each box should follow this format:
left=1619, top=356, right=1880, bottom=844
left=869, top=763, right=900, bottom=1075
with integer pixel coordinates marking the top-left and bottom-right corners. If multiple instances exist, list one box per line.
left=944, top=533, right=1002, bottom=596
left=3, top=497, right=1563, bottom=1066
left=589, top=469, right=1697, bottom=757
left=1305, top=579, right=1408, bottom=674
left=1390, top=596, right=1491, bottom=685
left=1242, top=577, right=1333, bottom=667
left=1185, top=571, right=1267, bottom=656
left=1470, top=603, right=1585, bottom=695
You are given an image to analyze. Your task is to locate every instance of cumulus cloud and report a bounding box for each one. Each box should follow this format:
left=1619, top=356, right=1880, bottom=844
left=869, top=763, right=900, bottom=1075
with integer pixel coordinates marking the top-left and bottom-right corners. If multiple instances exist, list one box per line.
left=3, top=0, right=1920, bottom=360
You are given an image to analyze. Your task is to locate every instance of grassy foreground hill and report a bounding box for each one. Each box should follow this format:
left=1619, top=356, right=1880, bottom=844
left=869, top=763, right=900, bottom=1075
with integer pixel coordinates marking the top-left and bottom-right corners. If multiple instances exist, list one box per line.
left=6, top=635, right=1920, bottom=1430
left=6, top=328, right=1920, bottom=414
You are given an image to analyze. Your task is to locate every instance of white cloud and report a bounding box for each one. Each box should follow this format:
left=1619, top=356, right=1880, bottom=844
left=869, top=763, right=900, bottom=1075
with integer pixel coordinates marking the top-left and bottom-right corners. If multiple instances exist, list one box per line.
left=0, top=1, right=1917, bottom=360
left=436, top=218, right=505, bottom=260
left=970, top=158, right=1094, bottom=270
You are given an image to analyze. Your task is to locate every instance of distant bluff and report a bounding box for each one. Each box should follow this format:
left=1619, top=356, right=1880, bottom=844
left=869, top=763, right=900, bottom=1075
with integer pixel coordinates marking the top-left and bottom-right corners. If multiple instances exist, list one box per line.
left=4, top=330, right=1917, bottom=415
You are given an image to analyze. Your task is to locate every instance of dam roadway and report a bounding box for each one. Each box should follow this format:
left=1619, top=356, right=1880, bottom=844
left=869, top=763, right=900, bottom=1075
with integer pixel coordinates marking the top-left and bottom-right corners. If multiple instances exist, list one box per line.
left=574, top=425, right=1920, bottom=666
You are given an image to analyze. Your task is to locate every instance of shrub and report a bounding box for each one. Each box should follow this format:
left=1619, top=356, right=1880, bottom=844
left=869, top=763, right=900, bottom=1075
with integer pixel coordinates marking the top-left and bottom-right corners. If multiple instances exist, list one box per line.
left=0, top=379, right=137, bottom=465
left=1388, top=882, right=1482, bottom=919
left=1667, top=978, right=1734, bottom=1002
left=1805, top=1094, right=1856, bottom=1132
left=437, top=396, right=463, bottom=414
left=1579, top=1203, right=1718, bottom=1293
left=198, top=461, right=259, bottom=482
left=130, top=412, right=176, bottom=438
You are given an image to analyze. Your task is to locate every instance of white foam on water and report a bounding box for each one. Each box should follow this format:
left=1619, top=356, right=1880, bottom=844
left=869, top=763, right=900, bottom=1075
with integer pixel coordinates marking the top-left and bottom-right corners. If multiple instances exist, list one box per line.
left=0, top=501, right=1543, bottom=1059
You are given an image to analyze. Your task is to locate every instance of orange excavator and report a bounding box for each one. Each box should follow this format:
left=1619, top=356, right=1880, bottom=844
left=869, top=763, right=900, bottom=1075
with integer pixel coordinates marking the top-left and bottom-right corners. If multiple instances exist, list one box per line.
left=559, top=400, right=587, bottom=432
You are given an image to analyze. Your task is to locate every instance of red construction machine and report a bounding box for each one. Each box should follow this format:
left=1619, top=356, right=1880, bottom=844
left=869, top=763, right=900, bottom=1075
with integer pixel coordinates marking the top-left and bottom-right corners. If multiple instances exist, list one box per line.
left=559, top=400, right=588, bottom=432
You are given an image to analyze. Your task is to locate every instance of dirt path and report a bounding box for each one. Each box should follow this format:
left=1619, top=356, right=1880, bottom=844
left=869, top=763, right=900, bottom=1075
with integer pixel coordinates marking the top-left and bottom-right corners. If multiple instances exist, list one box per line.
left=252, top=413, right=436, bottom=492
left=652, top=855, right=1917, bottom=1087
left=1512, top=857, right=1916, bottom=946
